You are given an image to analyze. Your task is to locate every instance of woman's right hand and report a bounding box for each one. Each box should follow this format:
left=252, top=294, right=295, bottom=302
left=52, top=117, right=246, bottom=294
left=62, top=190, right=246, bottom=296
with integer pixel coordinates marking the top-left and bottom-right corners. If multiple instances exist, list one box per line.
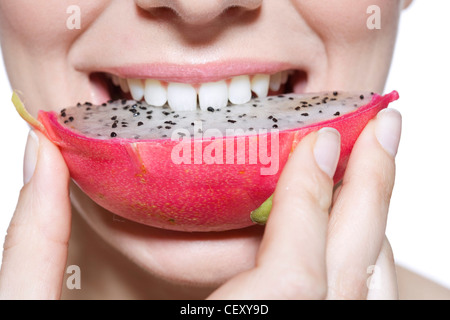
left=0, top=130, right=71, bottom=299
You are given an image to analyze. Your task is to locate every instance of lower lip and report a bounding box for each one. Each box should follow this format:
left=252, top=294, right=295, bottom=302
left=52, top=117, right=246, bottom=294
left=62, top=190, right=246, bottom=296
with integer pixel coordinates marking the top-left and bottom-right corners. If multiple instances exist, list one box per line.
left=101, top=60, right=294, bottom=84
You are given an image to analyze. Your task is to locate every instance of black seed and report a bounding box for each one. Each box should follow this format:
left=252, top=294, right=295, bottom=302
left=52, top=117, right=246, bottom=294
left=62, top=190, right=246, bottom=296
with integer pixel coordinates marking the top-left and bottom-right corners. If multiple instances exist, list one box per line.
left=123, top=106, right=129, bottom=110
left=252, top=104, right=258, bottom=107
left=173, top=114, right=179, bottom=118
left=301, top=101, right=308, bottom=105
left=165, top=126, right=171, bottom=129
left=319, top=110, right=323, bottom=113
left=112, top=123, right=117, bottom=129
left=86, top=107, right=91, bottom=111
left=295, top=106, right=301, bottom=111
left=272, top=118, right=278, bottom=123
left=83, top=117, right=89, bottom=120
left=312, top=96, right=319, bottom=100
left=191, top=123, right=195, bottom=126
left=111, top=116, right=117, bottom=121
left=333, top=91, right=338, bottom=96
left=64, top=120, right=69, bottom=124
left=147, top=116, right=152, bottom=119
left=85, top=102, right=92, bottom=106
left=288, top=97, right=294, bottom=100
left=316, top=102, right=321, bottom=105
left=162, top=111, right=170, bottom=116
left=111, top=132, right=117, bottom=138
left=272, top=124, right=278, bottom=129
left=162, top=134, right=167, bottom=138
left=360, top=95, right=364, bottom=100
left=157, top=126, right=163, bottom=129
left=147, top=110, right=153, bottom=114
left=133, top=112, right=140, bottom=117
left=227, top=110, right=231, bottom=113
left=102, top=103, right=107, bottom=107
left=122, top=125, right=128, bottom=128
left=301, top=113, right=309, bottom=116
left=371, top=92, right=375, bottom=95
left=61, top=112, right=67, bottom=117
left=207, top=107, right=214, bottom=112
left=334, top=111, right=340, bottom=116
left=139, top=106, right=147, bottom=110
left=278, top=95, right=285, bottom=98
left=138, top=122, right=144, bottom=126
left=330, top=98, right=337, bottom=101
left=112, top=107, right=118, bottom=111
left=68, top=116, right=74, bottom=122
left=228, top=120, right=236, bottom=124
left=249, top=127, right=254, bottom=131
left=76, top=103, right=82, bottom=107
left=268, top=115, right=273, bottom=119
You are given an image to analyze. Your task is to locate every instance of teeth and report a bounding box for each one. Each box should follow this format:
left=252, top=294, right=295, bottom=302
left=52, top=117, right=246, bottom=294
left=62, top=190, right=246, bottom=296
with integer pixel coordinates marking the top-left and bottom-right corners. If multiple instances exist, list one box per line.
left=167, top=82, right=197, bottom=111
left=144, top=79, right=167, bottom=107
left=110, top=70, right=293, bottom=110
left=199, top=80, right=228, bottom=110
left=251, top=74, right=270, bottom=98
left=269, top=72, right=282, bottom=91
left=128, top=79, right=144, bottom=101
left=119, top=78, right=130, bottom=93
left=228, top=75, right=252, bottom=105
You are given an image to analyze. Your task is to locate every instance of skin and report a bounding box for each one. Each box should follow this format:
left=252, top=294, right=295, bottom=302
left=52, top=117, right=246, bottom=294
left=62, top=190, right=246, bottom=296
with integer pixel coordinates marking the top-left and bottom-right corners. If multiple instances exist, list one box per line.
left=0, top=0, right=449, bottom=299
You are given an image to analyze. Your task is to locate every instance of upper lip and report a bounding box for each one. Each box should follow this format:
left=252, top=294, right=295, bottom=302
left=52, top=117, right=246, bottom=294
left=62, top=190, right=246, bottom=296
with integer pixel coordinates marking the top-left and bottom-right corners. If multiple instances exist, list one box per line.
left=81, top=60, right=296, bottom=83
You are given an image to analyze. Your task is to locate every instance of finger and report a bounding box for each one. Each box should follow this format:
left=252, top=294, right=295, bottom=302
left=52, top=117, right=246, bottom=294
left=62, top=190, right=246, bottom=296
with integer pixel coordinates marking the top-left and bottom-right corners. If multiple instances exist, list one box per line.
left=209, top=129, right=340, bottom=299
left=366, top=237, right=398, bottom=300
left=326, top=108, right=402, bottom=300
left=0, top=130, right=71, bottom=299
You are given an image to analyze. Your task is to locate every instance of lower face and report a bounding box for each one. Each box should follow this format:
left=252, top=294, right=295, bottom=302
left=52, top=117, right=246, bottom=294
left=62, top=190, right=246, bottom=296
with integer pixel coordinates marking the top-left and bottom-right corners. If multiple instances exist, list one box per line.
left=0, top=0, right=403, bottom=286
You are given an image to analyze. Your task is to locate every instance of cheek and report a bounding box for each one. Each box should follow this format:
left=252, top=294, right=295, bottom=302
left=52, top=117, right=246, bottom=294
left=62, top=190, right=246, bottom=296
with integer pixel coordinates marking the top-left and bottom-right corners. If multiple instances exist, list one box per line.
left=292, top=0, right=401, bottom=42
left=0, top=0, right=109, bottom=50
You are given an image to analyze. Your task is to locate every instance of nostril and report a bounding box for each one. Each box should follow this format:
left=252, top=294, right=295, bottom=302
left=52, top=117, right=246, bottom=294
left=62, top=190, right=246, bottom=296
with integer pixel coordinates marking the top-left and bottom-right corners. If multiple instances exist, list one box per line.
left=135, top=0, right=262, bottom=26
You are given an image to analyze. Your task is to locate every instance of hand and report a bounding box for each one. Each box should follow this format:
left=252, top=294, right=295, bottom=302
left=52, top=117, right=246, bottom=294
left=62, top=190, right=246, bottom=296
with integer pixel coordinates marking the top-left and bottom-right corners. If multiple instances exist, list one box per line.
left=0, top=130, right=71, bottom=299
left=208, top=108, right=402, bottom=300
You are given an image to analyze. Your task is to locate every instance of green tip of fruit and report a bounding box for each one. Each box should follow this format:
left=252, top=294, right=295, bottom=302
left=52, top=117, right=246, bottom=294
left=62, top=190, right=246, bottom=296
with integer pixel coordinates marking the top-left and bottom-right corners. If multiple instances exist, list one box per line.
left=250, top=195, right=273, bottom=225
left=12, top=91, right=44, bottom=132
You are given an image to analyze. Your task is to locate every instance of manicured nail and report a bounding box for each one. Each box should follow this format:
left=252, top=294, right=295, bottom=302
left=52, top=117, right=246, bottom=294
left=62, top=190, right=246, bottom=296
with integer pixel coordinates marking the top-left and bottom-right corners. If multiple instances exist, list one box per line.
left=313, top=128, right=341, bottom=179
left=375, top=108, right=402, bottom=157
left=23, top=130, right=39, bottom=185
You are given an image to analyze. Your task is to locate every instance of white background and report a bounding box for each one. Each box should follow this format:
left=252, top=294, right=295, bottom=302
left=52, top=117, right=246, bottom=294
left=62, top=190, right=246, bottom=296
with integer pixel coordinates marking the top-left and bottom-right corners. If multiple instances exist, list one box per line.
left=0, top=1, right=449, bottom=290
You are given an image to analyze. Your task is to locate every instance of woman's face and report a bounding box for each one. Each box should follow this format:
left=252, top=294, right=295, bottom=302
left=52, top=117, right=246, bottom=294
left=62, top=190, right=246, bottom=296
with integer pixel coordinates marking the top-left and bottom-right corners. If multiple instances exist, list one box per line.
left=0, top=0, right=407, bottom=286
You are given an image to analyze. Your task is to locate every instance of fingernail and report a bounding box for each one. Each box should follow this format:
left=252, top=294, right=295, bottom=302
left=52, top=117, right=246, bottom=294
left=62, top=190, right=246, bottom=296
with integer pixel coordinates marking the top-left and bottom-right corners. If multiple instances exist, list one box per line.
left=375, top=108, right=402, bottom=157
left=23, top=130, right=39, bottom=185
left=314, top=128, right=341, bottom=179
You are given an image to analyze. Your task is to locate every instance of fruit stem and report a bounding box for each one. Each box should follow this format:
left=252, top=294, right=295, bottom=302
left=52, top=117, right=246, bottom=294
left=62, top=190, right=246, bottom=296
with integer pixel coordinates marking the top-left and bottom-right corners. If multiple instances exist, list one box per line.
left=12, top=91, right=45, bottom=132
left=250, top=195, right=273, bottom=225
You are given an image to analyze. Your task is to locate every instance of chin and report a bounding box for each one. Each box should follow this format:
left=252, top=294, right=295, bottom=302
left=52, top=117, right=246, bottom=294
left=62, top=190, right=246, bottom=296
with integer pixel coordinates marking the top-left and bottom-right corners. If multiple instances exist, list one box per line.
left=70, top=183, right=264, bottom=287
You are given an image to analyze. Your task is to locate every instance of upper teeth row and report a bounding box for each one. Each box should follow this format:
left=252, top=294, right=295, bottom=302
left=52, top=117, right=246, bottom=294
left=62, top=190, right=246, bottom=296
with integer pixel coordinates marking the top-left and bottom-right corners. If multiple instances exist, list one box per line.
left=109, top=71, right=292, bottom=111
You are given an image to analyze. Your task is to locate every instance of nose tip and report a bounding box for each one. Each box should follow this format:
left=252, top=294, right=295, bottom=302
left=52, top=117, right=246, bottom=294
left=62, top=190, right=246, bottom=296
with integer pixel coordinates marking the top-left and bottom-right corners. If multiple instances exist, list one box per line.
left=135, top=0, right=262, bottom=25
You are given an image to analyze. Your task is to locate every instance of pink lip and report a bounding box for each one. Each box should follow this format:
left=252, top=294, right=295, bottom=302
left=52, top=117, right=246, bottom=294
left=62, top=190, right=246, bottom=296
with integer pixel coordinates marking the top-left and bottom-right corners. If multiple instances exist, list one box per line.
left=99, top=60, right=294, bottom=83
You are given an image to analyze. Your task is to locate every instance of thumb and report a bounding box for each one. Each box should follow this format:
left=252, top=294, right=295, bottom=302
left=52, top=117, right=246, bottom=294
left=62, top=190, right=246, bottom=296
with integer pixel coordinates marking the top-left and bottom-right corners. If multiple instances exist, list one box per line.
left=0, top=130, right=71, bottom=299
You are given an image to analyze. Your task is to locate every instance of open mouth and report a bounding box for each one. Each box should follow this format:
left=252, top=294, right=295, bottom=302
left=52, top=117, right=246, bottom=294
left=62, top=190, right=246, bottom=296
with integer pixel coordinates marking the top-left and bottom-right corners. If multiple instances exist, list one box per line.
left=90, top=69, right=307, bottom=111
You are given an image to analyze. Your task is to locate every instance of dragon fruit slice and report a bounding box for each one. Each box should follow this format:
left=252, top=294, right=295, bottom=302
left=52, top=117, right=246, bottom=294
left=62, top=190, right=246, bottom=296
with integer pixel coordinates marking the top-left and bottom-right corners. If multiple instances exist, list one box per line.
left=13, top=91, right=399, bottom=232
